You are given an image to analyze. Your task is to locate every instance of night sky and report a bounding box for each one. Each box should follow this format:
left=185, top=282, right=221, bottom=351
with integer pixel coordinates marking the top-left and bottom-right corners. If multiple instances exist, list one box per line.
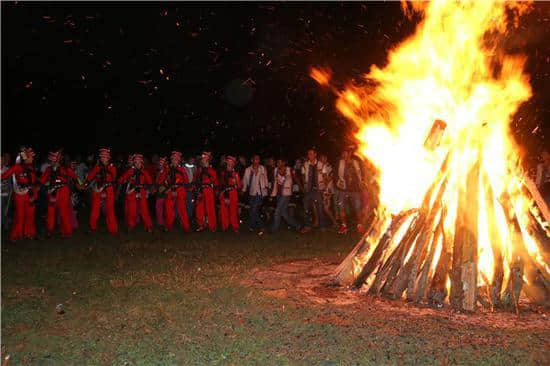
left=2, top=2, right=549, bottom=163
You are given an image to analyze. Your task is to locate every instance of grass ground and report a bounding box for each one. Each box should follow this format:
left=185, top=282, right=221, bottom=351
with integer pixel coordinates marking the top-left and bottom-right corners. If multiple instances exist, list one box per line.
left=2, top=226, right=549, bottom=365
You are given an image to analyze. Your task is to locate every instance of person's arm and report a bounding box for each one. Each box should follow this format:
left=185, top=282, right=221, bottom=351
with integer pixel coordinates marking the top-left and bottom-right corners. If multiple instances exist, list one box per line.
left=39, top=167, right=51, bottom=185
left=1, top=165, right=18, bottom=180
left=84, top=165, right=98, bottom=185
left=235, top=171, right=242, bottom=190
left=118, top=168, right=132, bottom=184
left=66, top=167, right=79, bottom=182
left=156, top=167, right=167, bottom=185
left=241, top=168, right=249, bottom=192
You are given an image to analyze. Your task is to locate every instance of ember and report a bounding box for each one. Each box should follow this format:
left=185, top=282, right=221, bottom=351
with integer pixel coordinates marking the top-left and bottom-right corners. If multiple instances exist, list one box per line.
left=313, top=0, right=549, bottom=312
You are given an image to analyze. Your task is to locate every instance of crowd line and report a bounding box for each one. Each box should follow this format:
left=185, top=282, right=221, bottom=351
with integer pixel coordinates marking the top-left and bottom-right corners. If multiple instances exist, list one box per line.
left=1, top=146, right=380, bottom=242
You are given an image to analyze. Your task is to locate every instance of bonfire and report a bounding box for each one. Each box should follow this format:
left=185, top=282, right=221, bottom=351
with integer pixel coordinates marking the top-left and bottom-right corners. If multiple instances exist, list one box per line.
left=312, top=0, right=550, bottom=313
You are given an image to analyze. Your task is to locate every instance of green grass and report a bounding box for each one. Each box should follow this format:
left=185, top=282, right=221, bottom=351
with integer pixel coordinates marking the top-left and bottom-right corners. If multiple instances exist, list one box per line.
left=2, top=228, right=549, bottom=365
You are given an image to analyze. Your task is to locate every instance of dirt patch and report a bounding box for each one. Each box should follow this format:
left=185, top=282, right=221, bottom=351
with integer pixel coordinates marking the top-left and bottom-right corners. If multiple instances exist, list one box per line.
left=244, top=258, right=550, bottom=331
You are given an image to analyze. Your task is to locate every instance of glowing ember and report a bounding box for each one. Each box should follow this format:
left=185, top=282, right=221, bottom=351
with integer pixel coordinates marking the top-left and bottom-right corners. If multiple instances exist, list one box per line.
left=314, top=0, right=549, bottom=311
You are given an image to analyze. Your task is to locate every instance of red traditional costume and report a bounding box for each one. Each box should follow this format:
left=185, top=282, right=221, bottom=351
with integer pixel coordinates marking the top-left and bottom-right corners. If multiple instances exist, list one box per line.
left=1, top=148, right=38, bottom=241
left=118, top=154, right=153, bottom=231
left=156, top=151, right=190, bottom=231
left=84, top=148, right=118, bottom=234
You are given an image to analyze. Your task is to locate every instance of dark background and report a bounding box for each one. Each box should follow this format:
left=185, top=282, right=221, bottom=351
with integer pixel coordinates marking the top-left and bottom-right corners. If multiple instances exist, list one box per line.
left=2, top=2, right=549, bottom=162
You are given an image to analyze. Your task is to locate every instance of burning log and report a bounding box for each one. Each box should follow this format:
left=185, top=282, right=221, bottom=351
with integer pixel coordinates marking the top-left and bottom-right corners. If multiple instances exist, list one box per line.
left=333, top=216, right=388, bottom=286
left=351, top=209, right=417, bottom=289
left=461, top=157, right=481, bottom=312
left=482, top=173, right=504, bottom=307
left=413, top=206, right=447, bottom=302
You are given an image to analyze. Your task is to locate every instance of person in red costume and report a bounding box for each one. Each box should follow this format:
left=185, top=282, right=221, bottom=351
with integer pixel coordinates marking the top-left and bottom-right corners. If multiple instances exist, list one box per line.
left=39, top=150, right=80, bottom=238
left=219, top=156, right=241, bottom=232
left=194, top=151, right=218, bottom=232
left=83, top=148, right=118, bottom=234
left=118, top=153, right=153, bottom=232
left=156, top=151, right=190, bottom=232
left=1, top=147, right=38, bottom=241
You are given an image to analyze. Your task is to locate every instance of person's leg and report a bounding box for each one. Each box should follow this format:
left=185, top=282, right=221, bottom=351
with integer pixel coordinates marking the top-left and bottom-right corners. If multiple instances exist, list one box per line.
left=272, top=196, right=283, bottom=232
left=195, top=193, right=205, bottom=229
left=9, top=194, right=24, bottom=241
left=46, top=194, right=56, bottom=235
left=24, top=195, right=37, bottom=239
left=219, top=195, right=229, bottom=231
left=205, top=189, right=217, bottom=231
left=105, top=188, right=118, bottom=234
left=156, top=197, right=165, bottom=227
left=314, top=191, right=326, bottom=227
left=186, top=189, right=194, bottom=224
left=57, top=189, right=73, bottom=237
left=139, top=195, right=153, bottom=231
left=176, top=189, right=190, bottom=232
left=126, top=194, right=137, bottom=229
left=303, top=193, right=313, bottom=228
left=89, top=192, right=100, bottom=232
left=248, top=195, right=257, bottom=230
left=280, top=196, right=298, bottom=229
left=229, top=190, right=239, bottom=232
left=164, top=194, right=175, bottom=231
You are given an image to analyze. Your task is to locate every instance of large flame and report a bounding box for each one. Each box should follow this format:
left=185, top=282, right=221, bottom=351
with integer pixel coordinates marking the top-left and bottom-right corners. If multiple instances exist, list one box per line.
left=313, top=0, right=549, bottom=299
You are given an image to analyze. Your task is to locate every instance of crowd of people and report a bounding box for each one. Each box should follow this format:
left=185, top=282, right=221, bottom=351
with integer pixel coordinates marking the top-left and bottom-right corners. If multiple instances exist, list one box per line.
left=1, top=146, right=380, bottom=242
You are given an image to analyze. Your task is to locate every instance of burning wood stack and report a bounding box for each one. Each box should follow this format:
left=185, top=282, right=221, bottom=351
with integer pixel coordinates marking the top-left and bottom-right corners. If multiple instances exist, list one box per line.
left=311, top=1, right=550, bottom=313
left=333, top=120, right=550, bottom=313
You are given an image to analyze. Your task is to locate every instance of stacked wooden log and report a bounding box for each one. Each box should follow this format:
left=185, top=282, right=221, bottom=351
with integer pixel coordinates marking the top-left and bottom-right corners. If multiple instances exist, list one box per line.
left=333, top=147, right=550, bottom=313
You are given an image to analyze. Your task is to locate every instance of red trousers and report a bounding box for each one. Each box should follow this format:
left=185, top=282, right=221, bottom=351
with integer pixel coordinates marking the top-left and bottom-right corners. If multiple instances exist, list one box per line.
left=89, top=187, right=118, bottom=234
left=9, top=192, right=36, bottom=241
left=196, top=188, right=216, bottom=231
left=165, top=188, right=190, bottom=232
left=124, top=190, right=152, bottom=230
left=46, top=186, right=73, bottom=237
left=219, top=190, right=239, bottom=232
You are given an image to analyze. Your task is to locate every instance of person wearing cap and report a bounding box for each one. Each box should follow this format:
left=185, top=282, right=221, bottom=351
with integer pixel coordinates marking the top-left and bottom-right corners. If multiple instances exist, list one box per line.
left=83, top=148, right=119, bottom=235
left=157, top=151, right=191, bottom=232
left=336, top=147, right=363, bottom=234
left=300, top=149, right=328, bottom=233
left=118, top=154, right=154, bottom=232
left=2, top=147, right=39, bottom=241
left=271, top=158, right=299, bottom=232
left=219, top=155, right=242, bottom=233
left=242, top=154, right=268, bottom=234
left=194, top=151, right=219, bottom=232
left=39, top=150, right=80, bottom=238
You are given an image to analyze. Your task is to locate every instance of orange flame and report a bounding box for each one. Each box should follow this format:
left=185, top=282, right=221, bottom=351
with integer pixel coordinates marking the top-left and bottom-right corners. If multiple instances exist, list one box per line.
left=317, top=0, right=548, bottom=297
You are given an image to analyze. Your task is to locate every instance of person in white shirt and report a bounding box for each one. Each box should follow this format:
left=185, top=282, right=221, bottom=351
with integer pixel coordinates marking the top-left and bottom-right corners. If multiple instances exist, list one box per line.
left=300, top=149, right=328, bottom=233
left=242, top=154, right=268, bottom=234
left=271, top=158, right=299, bottom=232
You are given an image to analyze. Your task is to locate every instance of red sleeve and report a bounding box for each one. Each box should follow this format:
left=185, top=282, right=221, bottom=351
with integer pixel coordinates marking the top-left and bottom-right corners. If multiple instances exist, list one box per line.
left=110, top=165, right=117, bottom=181
left=2, top=165, right=20, bottom=180
left=39, top=167, right=51, bottom=185
left=118, top=168, right=133, bottom=184
left=142, top=170, right=153, bottom=185
left=193, top=168, right=200, bottom=182
left=85, top=165, right=99, bottom=183
left=156, top=166, right=167, bottom=185
left=65, top=167, right=78, bottom=181
left=235, top=172, right=242, bottom=190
